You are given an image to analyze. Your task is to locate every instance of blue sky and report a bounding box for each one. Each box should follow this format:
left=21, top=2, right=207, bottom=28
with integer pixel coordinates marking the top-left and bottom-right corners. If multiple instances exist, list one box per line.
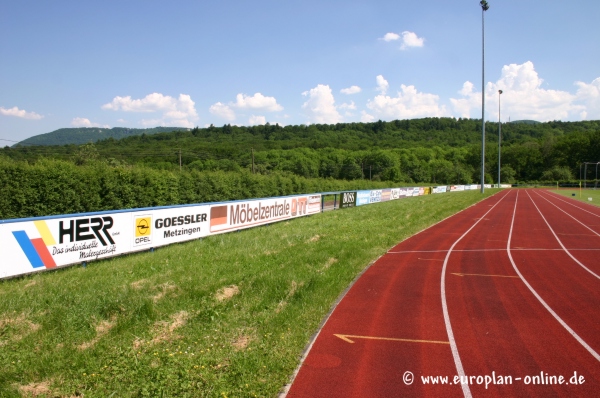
left=1, top=0, right=599, bottom=143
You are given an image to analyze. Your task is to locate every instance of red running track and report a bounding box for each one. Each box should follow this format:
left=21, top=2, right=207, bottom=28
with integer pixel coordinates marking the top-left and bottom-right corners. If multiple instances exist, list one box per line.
left=284, top=189, right=600, bottom=397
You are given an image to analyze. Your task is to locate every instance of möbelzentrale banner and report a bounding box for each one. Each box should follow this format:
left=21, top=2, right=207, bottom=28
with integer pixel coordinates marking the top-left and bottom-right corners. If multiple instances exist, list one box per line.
left=208, top=194, right=321, bottom=234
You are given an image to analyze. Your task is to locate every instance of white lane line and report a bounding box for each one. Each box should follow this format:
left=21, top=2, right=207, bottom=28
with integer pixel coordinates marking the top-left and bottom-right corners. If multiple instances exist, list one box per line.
left=525, top=191, right=600, bottom=280
left=507, top=191, right=600, bottom=362
left=543, top=190, right=600, bottom=218
left=387, top=248, right=600, bottom=254
left=533, top=191, right=600, bottom=238
left=441, top=190, right=511, bottom=398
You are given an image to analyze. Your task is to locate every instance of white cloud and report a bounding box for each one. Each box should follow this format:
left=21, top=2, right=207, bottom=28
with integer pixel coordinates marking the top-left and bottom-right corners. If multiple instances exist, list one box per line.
left=575, top=77, right=600, bottom=119
left=367, top=83, right=447, bottom=119
left=71, top=117, right=110, bottom=128
left=376, top=75, right=389, bottom=94
left=248, top=115, right=267, bottom=125
left=400, top=31, right=425, bottom=50
left=381, top=32, right=400, bottom=42
left=234, top=93, right=283, bottom=112
left=209, top=102, right=236, bottom=121
left=450, top=61, right=589, bottom=122
left=339, top=101, right=357, bottom=110
left=380, top=31, right=425, bottom=50
left=361, top=111, right=375, bottom=123
left=341, top=85, right=361, bottom=95
left=102, top=93, right=198, bottom=127
left=301, top=84, right=342, bottom=124
left=0, top=106, right=43, bottom=120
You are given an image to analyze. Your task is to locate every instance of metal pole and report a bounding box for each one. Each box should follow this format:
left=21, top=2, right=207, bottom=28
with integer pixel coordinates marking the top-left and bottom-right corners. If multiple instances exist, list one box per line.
left=595, top=162, right=599, bottom=190
left=584, top=162, right=588, bottom=189
left=498, top=89, right=502, bottom=188
left=480, top=1, right=489, bottom=193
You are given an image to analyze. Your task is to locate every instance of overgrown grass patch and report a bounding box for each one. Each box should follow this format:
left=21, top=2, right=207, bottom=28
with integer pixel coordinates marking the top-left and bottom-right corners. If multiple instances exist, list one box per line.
left=0, top=190, right=499, bottom=397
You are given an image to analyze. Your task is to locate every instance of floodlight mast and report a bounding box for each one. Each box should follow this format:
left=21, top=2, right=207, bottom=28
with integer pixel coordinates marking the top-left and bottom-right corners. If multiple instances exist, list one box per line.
left=480, top=0, right=490, bottom=193
left=498, top=89, right=502, bottom=188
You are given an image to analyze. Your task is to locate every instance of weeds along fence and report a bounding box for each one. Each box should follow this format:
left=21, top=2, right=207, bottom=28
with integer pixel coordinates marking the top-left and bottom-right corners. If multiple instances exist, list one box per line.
left=0, top=184, right=496, bottom=280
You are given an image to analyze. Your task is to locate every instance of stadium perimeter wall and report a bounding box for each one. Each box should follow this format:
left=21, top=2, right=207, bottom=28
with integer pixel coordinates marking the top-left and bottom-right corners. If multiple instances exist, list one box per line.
left=0, top=184, right=508, bottom=280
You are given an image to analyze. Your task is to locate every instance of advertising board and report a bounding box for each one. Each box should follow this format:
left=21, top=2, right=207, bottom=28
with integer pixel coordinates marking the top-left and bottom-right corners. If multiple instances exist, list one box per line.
left=356, top=191, right=371, bottom=206
left=339, top=192, right=357, bottom=208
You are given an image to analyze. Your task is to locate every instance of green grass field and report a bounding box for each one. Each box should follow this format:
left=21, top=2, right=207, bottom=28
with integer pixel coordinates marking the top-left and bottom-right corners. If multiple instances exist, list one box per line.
left=551, top=188, right=600, bottom=207
left=0, top=190, right=499, bottom=397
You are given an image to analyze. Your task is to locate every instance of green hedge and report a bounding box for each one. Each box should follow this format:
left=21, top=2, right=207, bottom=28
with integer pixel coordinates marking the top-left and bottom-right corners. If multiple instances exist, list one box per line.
left=0, top=157, right=394, bottom=220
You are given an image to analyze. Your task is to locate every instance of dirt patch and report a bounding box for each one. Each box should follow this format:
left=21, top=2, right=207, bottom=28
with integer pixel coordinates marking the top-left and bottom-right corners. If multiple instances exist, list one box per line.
left=152, top=282, right=177, bottom=303
left=24, top=280, right=37, bottom=289
left=215, top=285, right=240, bottom=302
left=276, top=281, right=303, bottom=313
left=0, top=314, right=40, bottom=346
left=17, top=380, right=51, bottom=397
left=307, top=235, right=321, bottom=243
left=231, top=332, right=254, bottom=351
left=134, top=311, right=189, bottom=349
left=129, top=279, right=148, bottom=290
left=320, top=257, right=338, bottom=272
left=77, top=316, right=117, bottom=350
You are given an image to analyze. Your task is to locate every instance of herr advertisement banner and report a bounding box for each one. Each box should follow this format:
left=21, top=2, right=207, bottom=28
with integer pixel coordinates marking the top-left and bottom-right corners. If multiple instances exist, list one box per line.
left=339, top=192, right=357, bottom=209
left=1, top=205, right=212, bottom=279
left=208, top=194, right=321, bottom=235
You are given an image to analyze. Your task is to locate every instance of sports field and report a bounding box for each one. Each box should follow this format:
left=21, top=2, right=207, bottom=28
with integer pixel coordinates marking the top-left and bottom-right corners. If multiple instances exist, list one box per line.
left=286, top=189, right=600, bottom=397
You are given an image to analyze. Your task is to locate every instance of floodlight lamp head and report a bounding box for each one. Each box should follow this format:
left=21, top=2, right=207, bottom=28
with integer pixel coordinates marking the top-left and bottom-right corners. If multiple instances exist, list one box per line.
left=480, top=1, right=490, bottom=11
left=499, top=90, right=503, bottom=94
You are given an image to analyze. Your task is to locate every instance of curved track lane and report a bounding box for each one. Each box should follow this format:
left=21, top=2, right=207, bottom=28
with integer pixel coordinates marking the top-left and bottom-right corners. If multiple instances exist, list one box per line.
left=285, top=189, right=600, bottom=397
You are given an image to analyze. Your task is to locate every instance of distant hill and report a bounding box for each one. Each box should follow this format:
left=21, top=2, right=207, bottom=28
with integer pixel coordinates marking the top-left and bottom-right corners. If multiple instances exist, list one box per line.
left=16, top=127, right=189, bottom=146
left=509, top=120, right=541, bottom=125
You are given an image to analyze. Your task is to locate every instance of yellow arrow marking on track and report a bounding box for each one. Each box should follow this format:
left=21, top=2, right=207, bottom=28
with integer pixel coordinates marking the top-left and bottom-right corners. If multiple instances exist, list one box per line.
left=334, top=334, right=449, bottom=345
left=451, top=273, right=519, bottom=278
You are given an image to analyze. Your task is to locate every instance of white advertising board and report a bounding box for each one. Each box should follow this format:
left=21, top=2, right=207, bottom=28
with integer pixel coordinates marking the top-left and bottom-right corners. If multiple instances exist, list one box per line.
left=207, top=194, right=321, bottom=234
left=1, top=194, right=320, bottom=279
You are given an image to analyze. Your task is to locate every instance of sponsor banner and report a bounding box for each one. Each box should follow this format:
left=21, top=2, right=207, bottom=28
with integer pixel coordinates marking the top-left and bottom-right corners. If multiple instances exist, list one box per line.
left=339, top=192, right=357, bottom=209
left=208, top=194, right=321, bottom=234
left=1, top=205, right=212, bottom=279
left=390, top=188, right=401, bottom=200
left=433, top=186, right=447, bottom=194
left=369, top=190, right=382, bottom=203
left=2, top=213, right=129, bottom=279
left=500, top=184, right=512, bottom=188
left=470, top=184, right=479, bottom=190
left=418, top=187, right=425, bottom=196
left=403, top=188, right=413, bottom=197
left=381, top=189, right=392, bottom=202
left=412, top=187, right=421, bottom=197
left=133, top=206, right=210, bottom=248
left=356, top=191, right=371, bottom=206
left=450, top=185, right=465, bottom=192
left=484, top=184, right=492, bottom=188
left=423, top=187, right=432, bottom=195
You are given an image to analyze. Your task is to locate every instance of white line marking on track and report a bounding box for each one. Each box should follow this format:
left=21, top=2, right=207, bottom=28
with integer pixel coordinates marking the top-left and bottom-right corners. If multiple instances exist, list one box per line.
left=543, top=191, right=600, bottom=218
left=508, top=191, right=600, bottom=362
left=441, top=190, right=510, bottom=398
left=534, top=191, right=600, bottom=238
left=525, top=191, right=600, bottom=280
left=387, top=248, right=600, bottom=254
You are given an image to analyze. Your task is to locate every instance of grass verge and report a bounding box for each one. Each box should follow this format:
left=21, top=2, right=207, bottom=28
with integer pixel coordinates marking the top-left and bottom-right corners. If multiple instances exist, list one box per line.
left=551, top=188, right=600, bottom=207
left=0, top=190, right=499, bottom=397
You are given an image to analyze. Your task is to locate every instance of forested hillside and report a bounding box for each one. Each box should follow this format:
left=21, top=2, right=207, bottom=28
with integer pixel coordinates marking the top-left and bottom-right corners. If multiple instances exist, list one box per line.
left=16, top=126, right=188, bottom=146
left=4, top=118, right=600, bottom=184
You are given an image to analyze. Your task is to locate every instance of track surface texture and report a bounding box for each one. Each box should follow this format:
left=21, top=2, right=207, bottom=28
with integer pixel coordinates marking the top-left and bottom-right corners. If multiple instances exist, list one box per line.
left=285, top=189, right=600, bottom=397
